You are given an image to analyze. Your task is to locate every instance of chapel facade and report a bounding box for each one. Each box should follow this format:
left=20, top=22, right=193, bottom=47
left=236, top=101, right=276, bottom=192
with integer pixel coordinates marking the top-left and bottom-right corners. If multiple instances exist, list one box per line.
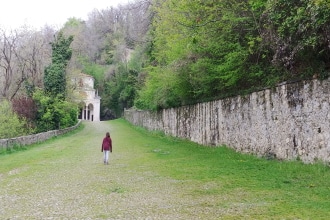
left=73, top=73, right=101, bottom=121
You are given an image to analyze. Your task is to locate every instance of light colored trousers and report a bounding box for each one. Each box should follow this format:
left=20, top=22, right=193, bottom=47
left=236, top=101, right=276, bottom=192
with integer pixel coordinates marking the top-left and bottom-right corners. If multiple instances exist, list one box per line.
left=103, top=150, right=110, bottom=163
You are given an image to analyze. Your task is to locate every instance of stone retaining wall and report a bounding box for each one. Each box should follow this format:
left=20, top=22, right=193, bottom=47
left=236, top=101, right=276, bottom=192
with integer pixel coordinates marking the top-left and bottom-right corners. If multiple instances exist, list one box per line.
left=0, top=121, right=81, bottom=150
left=124, top=79, right=330, bottom=164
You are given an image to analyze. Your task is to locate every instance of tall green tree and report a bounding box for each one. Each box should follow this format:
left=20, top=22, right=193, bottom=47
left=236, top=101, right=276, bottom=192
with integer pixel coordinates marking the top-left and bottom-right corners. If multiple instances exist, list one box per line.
left=44, top=31, right=73, bottom=97
left=38, top=32, right=77, bottom=131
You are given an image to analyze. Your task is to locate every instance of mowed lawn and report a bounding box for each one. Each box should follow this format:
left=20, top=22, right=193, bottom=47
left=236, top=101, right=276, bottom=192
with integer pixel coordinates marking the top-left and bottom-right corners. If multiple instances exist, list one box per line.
left=0, top=119, right=330, bottom=219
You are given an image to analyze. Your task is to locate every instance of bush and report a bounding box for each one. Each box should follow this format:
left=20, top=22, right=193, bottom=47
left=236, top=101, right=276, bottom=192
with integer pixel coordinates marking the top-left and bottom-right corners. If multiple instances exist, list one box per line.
left=33, top=89, right=78, bottom=132
left=0, top=100, right=29, bottom=138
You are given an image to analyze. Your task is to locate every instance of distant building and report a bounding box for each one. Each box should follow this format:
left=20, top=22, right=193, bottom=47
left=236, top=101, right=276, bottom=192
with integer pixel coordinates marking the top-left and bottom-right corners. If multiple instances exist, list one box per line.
left=72, top=73, right=101, bottom=121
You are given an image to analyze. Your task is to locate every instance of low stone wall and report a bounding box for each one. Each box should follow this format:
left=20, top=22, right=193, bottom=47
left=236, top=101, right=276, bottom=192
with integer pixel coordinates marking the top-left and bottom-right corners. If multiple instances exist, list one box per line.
left=0, top=121, right=81, bottom=150
left=124, top=79, right=330, bottom=164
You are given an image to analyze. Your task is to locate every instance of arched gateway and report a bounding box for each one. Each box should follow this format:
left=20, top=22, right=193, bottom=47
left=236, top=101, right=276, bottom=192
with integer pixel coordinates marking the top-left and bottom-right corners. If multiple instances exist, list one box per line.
left=73, top=73, right=101, bottom=121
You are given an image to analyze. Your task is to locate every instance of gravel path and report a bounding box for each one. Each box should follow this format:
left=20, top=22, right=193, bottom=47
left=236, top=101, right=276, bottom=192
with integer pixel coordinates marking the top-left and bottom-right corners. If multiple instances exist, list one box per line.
left=0, top=121, right=230, bottom=220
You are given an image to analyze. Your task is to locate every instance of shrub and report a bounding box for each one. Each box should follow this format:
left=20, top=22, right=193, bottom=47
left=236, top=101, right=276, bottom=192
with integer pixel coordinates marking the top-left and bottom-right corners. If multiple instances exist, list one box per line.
left=0, top=100, right=29, bottom=138
left=33, top=89, right=78, bottom=132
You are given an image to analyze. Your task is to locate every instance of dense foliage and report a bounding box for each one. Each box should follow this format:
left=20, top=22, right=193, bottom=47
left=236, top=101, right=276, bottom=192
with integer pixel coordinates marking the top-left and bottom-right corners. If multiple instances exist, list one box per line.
left=1, top=0, right=330, bottom=137
left=57, top=0, right=330, bottom=112
left=133, top=0, right=330, bottom=110
left=263, top=0, right=330, bottom=76
left=67, top=0, right=329, bottom=112
left=32, top=89, right=78, bottom=132
left=0, top=100, right=31, bottom=138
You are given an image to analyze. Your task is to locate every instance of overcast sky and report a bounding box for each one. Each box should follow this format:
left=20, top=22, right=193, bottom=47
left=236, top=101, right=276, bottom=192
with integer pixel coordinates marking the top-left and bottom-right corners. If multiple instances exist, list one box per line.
left=0, top=0, right=130, bottom=30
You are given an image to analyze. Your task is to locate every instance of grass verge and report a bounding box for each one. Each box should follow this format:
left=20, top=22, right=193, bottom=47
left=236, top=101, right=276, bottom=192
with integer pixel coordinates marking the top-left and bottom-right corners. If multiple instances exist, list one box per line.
left=119, top=119, right=330, bottom=219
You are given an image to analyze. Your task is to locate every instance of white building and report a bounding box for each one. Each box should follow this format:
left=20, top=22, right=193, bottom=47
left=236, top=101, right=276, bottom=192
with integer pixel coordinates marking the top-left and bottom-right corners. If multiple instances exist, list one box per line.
left=72, top=73, right=101, bottom=121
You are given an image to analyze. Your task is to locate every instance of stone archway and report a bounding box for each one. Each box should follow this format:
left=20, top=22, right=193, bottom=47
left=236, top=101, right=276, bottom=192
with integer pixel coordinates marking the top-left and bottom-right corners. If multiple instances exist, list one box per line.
left=87, top=103, right=94, bottom=121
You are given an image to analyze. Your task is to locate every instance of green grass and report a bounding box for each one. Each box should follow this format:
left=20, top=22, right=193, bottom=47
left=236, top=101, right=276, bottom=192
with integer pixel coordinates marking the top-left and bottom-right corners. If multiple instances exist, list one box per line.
left=0, top=124, right=84, bottom=172
left=116, top=119, right=330, bottom=219
left=1, top=119, right=329, bottom=219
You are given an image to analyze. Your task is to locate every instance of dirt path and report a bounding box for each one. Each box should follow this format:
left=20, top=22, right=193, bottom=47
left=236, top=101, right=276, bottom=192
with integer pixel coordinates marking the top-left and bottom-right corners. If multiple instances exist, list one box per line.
left=0, top=121, right=220, bottom=219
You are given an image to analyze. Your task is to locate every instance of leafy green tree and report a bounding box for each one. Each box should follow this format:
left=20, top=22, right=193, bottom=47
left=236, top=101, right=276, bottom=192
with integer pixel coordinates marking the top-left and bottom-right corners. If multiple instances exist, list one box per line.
left=262, top=0, right=330, bottom=77
left=44, top=31, right=73, bottom=97
left=135, top=65, right=181, bottom=110
left=136, top=0, right=269, bottom=109
left=33, top=89, right=78, bottom=132
left=102, top=63, right=139, bottom=117
left=133, top=0, right=330, bottom=110
left=0, top=100, right=29, bottom=138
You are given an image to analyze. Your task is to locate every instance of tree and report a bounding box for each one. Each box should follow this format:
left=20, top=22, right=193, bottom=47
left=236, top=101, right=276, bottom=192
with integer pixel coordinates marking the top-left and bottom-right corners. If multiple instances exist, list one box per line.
left=262, top=0, right=330, bottom=77
left=0, top=27, right=53, bottom=100
left=20, top=28, right=53, bottom=96
left=0, top=29, right=19, bottom=100
left=44, top=31, right=73, bottom=97
left=39, top=31, right=78, bottom=131
left=135, top=0, right=267, bottom=109
left=32, top=89, right=78, bottom=132
left=11, top=96, right=37, bottom=130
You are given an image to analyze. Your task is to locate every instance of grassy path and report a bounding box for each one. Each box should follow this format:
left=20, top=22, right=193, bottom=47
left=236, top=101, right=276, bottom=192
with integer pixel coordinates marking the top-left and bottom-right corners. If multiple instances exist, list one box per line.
left=1, top=119, right=330, bottom=219
left=0, top=120, right=203, bottom=219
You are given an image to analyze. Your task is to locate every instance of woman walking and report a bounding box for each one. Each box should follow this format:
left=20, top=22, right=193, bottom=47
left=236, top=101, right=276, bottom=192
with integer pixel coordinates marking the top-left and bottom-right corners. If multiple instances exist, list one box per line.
left=101, top=132, right=112, bottom=164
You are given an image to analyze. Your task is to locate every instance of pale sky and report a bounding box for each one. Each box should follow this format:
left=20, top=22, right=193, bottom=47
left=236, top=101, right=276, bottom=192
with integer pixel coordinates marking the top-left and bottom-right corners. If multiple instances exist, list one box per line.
left=0, top=0, right=130, bottom=30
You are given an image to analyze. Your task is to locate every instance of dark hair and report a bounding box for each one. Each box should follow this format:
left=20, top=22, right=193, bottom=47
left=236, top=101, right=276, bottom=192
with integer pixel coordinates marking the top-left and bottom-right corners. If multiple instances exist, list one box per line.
left=106, top=132, right=110, bottom=137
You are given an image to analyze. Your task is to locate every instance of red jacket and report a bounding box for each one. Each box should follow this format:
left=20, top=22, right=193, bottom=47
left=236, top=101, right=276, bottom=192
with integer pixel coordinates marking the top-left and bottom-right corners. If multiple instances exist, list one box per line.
left=101, top=137, right=112, bottom=152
